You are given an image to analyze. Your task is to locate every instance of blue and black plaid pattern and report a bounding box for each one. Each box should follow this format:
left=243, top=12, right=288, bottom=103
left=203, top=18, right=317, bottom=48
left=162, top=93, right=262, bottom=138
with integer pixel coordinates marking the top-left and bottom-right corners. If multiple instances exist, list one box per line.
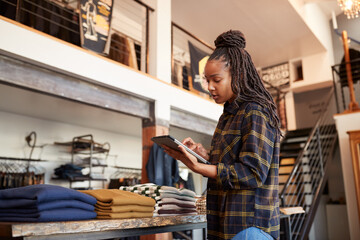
left=207, top=100, right=280, bottom=240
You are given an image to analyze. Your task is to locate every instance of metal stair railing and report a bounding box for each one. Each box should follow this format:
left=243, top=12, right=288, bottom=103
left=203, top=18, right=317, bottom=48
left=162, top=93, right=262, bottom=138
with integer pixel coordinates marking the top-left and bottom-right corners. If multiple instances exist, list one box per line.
left=279, top=89, right=338, bottom=240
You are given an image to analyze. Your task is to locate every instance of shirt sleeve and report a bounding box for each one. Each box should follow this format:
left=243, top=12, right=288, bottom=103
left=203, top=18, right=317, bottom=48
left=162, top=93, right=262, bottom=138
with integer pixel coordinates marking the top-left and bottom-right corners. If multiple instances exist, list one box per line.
left=216, top=104, right=277, bottom=190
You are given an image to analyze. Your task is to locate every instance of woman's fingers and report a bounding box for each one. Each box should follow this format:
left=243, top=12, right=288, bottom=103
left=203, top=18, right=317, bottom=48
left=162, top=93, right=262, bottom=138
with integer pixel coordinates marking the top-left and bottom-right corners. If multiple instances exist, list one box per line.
left=182, top=137, right=196, bottom=149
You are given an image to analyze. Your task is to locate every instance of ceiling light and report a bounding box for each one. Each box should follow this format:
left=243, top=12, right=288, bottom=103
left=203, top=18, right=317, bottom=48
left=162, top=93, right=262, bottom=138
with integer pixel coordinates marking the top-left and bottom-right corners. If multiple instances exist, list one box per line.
left=338, top=0, right=360, bottom=18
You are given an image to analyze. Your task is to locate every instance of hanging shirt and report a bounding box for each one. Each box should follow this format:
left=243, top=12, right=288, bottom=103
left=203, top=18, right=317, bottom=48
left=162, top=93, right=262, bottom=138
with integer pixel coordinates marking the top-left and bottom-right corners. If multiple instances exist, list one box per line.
left=146, top=143, right=180, bottom=187
left=206, top=100, right=280, bottom=240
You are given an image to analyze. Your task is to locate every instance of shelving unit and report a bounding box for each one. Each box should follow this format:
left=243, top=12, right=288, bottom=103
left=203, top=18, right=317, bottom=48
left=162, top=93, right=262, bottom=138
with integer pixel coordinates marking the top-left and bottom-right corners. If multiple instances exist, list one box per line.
left=53, top=134, right=110, bottom=190
left=71, top=134, right=109, bottom=189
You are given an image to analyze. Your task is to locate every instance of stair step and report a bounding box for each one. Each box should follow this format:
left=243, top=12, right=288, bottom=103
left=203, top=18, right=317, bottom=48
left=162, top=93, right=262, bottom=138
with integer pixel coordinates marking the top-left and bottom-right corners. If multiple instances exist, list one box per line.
left=279, top=163, right=295, bottom=167
left=279, top=173, right=291, bottom=176
left=282, top=192, right=313, bottom=196
left=280, top=153, right=299, bottom=158
left=282, top=204, right=311, bottom=208
left=284, top=128, right=312, bottom=138
left=281, top=143, right=305, bottom=151
left=282, top=136, right=309, bottom=144
left=279, top=181, right=312, bottom=185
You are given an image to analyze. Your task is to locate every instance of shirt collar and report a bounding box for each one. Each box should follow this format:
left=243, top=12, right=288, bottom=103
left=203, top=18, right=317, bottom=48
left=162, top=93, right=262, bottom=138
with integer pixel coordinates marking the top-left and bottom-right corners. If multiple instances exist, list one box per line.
left=223, top=99, right=241, bottom=115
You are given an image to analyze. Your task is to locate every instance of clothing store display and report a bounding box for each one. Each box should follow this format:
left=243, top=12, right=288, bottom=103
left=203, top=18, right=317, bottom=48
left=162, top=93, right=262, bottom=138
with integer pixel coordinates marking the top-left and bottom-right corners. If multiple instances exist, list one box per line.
left=80, top=189, right=155, bottom=219
left=120, top=183, right=197, bottom=217
left=0, top=184, right=97, bottom=222
left=146, top=143, right=179, bottom=187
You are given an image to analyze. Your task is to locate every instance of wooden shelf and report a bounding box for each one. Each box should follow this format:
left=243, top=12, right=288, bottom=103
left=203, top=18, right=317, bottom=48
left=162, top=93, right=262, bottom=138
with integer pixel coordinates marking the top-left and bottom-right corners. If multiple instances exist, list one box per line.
left=0, top=215, right=206, bottom=239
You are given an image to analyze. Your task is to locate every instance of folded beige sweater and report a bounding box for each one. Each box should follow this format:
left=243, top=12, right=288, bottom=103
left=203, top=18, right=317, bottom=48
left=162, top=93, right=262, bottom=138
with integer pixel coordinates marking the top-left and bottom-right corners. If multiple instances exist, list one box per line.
left=96, top=211, right=154, bottom=219
left=95, top=204, right=154, bottom=213
left=80, top=189, right=155, bottom=207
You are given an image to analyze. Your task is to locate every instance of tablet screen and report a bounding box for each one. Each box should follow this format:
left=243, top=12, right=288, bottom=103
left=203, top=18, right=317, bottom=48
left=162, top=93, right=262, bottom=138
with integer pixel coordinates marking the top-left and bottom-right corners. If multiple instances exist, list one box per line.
left=151, top=135, right=210, bottom=164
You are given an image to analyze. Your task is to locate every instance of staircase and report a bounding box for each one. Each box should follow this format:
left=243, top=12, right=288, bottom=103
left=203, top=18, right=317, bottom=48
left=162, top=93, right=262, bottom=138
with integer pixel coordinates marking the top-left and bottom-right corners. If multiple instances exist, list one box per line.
left=279, top=90, right=338, bottom=240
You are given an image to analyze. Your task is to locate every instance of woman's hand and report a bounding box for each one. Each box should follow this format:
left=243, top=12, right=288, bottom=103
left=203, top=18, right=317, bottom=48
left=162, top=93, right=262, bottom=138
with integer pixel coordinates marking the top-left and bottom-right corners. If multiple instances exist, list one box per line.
left=163, top=145, right=199, bottom=173
left=182, top=137, right=209, bottom=161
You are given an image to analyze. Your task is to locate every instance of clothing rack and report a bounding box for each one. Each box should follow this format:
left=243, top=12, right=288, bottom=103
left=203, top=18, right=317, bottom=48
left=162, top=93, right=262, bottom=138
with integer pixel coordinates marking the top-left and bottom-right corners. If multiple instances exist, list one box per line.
left=108, top=166, right=142, bottom=189
left=0, top=157, right=46, bottom=162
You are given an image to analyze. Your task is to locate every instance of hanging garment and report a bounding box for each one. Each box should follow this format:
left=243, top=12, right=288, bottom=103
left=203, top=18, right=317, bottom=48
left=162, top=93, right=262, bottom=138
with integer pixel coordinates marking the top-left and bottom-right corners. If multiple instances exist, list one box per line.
left=146, top=143, right=179, bottom=187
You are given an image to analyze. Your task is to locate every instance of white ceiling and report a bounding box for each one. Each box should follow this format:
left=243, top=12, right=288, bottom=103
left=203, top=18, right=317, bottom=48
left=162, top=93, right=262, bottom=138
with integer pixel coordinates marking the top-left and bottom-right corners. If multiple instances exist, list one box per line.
left=172, top=0, right=343, bottom=68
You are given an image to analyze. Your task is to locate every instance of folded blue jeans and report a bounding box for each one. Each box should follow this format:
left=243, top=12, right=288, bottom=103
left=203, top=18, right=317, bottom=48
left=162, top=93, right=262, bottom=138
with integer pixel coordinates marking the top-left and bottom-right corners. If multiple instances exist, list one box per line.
left=232, top=227, right=273, bottom=240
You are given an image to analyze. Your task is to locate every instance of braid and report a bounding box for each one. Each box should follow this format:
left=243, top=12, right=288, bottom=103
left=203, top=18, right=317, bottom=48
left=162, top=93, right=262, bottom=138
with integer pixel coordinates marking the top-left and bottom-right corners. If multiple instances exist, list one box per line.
left=209, top=30, right=281, bottom=131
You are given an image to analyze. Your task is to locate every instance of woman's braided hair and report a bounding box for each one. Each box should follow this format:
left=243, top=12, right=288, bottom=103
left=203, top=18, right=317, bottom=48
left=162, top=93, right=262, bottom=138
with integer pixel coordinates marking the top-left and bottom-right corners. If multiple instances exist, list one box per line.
left=209, top=30, right=280, bottom=131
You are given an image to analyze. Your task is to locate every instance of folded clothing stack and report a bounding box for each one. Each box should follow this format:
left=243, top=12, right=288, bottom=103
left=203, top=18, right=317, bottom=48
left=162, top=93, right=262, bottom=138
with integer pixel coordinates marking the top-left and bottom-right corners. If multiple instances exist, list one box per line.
left=80, top=189, right=156, bottom=219
left=0, top=184, right=97, bottom=222
left=54, top=163, right=88, bottom=181
left=120, top=183, right=198, bottom=216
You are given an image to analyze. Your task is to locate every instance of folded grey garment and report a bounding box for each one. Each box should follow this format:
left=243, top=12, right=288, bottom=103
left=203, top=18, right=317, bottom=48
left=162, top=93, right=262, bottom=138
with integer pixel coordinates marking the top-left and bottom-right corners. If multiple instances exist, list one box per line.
left=156, top=208, right=198, bottom=215
left=157, top=204, right=195, bottom=211
left=158, top=201, right=196, bottom=209
left=154, top=193, right=196, bottom=202
left=120, top=184, right=196, bottom=198
left=157, top=197, right=196, bottom=206
left=160, top=186, right=196, bottom=198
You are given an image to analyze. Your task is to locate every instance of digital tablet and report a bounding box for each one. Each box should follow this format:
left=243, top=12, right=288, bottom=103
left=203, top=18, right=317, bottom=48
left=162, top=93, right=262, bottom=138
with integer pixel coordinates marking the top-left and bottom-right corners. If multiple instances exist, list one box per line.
left=151, top=135, right=210, bottom=165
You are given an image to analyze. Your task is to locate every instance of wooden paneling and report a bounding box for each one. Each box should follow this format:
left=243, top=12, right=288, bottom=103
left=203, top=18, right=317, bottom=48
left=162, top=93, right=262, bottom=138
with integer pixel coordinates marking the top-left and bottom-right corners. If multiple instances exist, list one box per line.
left=170, top=108, right=217, bottom=136
left=0, top=54, right=150, bottom=119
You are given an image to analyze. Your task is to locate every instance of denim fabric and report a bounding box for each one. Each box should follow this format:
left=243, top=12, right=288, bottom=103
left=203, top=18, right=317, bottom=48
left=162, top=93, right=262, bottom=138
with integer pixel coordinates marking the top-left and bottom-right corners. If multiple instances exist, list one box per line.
left=232, top=227, right=273, bottom=240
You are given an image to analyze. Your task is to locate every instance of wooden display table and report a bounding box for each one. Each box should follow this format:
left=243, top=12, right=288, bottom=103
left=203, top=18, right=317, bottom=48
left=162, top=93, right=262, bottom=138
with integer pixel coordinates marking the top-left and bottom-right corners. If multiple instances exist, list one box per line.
left=0, top=215, right=207, bottom=240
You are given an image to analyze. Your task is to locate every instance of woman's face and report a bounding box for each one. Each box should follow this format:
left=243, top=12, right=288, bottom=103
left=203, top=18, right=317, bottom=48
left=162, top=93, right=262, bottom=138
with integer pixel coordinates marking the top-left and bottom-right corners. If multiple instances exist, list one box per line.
left=204, top=60, right=236, bottom=104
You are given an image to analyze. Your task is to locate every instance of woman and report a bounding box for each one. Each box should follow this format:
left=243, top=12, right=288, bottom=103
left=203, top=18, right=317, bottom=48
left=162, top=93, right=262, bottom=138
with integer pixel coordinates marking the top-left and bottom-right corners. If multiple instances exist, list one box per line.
left=164, top=30, right=280, bottom=240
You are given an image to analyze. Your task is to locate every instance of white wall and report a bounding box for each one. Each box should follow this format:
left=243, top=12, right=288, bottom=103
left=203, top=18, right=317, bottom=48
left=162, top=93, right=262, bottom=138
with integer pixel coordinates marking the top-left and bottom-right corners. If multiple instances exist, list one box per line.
left=0, top=110, right=142, bottom=189
left=309, top=195, right=329, bottom=240
left=333, top=112, right=360, bottom=240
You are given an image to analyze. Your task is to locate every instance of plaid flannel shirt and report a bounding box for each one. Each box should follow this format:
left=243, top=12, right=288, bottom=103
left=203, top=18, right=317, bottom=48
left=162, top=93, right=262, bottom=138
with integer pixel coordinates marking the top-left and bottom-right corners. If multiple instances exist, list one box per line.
left=207, top=100, right=280, bottom=240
